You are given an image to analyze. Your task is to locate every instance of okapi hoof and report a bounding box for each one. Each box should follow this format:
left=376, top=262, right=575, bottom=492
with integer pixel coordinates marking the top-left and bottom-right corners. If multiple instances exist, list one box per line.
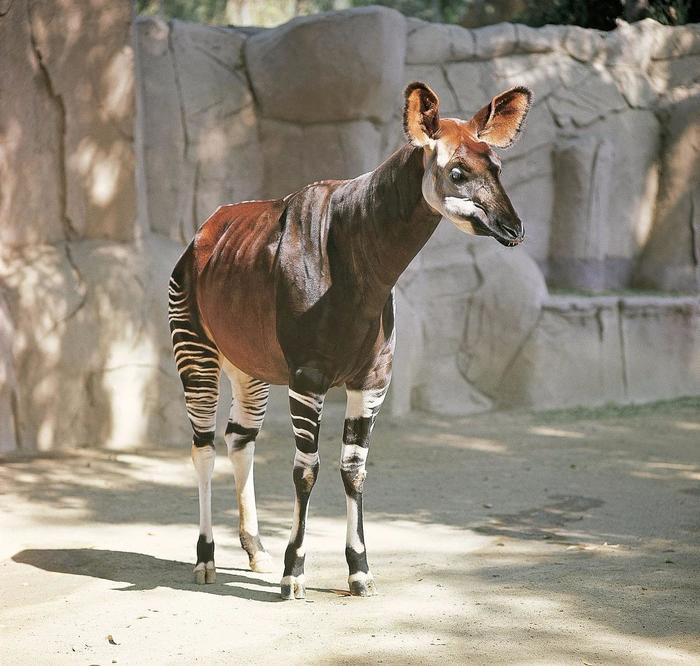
left=194, top=561, right=216, bottom=585
left=280, top=575, right=305, bottom=600
left=249, top=551, right=274, bottom=573
left=348, top=572, right=377, bottom=597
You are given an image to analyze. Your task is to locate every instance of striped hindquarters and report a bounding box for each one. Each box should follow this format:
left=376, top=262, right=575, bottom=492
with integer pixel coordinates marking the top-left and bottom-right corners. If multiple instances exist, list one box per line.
left=168, top=264, right=221, bottom=447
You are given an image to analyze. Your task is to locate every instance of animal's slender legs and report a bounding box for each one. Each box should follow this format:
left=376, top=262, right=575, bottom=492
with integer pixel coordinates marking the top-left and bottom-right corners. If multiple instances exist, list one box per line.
left=192, top=444, right=216, bottom=583
left=281, top=368, right=328, bottom=600
left=223, top=362, right=273, bottom=573
left=169, top=274, right=221, bottom=584
left=342, top=385, right=389, bottom=596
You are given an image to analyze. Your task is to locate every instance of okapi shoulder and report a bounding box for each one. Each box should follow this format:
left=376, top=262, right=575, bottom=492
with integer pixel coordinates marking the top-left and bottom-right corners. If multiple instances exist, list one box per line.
left=276, top=183, right=339, bottom=294
left=193, top=200, right=286, bottom=276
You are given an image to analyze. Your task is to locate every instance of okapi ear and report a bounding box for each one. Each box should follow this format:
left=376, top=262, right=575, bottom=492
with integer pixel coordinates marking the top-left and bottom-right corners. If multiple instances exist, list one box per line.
left=403, top=82, right=440, bottom=147
left=468, top=86, right=532, bottom=149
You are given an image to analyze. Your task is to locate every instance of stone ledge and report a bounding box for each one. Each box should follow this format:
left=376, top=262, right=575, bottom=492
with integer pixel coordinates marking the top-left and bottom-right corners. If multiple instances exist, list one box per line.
left=544, top=293, right=700, bottom=310
left=493, top=292, right=700, bottom=411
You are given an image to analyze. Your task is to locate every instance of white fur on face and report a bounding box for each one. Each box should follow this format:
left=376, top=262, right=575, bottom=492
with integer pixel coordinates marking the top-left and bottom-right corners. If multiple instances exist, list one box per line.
left=421, top=142, right=487, bottom=235
left=443, top=197, right=488, bottom=233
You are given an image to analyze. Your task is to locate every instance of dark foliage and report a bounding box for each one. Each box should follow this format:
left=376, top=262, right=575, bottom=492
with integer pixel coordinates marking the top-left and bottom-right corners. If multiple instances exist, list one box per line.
left=136, top=0, right=697, bottom=28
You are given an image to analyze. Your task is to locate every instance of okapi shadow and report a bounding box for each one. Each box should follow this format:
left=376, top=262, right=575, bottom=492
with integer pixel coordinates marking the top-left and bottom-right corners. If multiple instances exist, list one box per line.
left=11, top=548, right=335, bottom=603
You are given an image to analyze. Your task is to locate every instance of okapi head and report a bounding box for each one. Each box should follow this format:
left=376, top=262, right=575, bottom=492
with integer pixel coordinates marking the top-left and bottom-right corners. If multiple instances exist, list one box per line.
left=403, top=81, right=532, bottom=247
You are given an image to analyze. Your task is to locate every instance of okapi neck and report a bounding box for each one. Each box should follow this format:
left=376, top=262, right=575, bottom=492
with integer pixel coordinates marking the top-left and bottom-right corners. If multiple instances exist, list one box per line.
left=331, top=144, right=441, bottom=314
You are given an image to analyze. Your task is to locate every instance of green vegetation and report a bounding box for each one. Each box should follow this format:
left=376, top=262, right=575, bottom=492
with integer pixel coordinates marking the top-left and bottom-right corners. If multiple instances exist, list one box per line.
left=136, top=0, right=699, bottom=28
left=533, top=396, right=700, bottom=423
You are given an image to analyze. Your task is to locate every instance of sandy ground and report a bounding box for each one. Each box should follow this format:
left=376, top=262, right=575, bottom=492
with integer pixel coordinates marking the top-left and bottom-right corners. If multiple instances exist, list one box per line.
left=1, top=397, right=699, bottom=665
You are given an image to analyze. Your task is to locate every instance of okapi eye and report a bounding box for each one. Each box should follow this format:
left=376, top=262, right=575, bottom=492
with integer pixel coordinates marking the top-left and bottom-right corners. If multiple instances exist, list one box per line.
left=449, top=167, right=464, bottom=183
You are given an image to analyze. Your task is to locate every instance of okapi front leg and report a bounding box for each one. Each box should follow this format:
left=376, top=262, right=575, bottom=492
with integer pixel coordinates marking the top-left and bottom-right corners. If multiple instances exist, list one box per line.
left=281, top=368, right=328, bottom=600
left=342, top=385, right=388, bottom=596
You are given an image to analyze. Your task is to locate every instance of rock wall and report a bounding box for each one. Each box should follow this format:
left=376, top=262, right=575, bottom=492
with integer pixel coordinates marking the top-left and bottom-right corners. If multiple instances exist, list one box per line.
left=136, top=10, right=700, bottom=290
left=135, top=8, right=700, bottom=419
left=1, top=3, right=699, bottom=452
left=0, top=0, right=187, bottom=452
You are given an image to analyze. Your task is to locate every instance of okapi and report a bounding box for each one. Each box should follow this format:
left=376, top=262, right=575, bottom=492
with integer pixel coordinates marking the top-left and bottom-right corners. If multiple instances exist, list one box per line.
left=168, top=82, right=531, bottom=599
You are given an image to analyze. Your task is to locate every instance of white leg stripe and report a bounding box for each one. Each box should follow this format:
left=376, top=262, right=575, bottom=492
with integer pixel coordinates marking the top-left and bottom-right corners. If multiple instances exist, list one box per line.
left=345, top=494, right=365, bottom=553
left=345, top=386, right=389, bottom=419
left=340, top=444, right=368, bottom=469
left=192, top=445, right=216, bottom=541
left=291, top=426, right=316, bottom=443
left=294, top=450, right=319, bottom=468
left=228, top=445, right=259, bottom=536
left=289, top=389, right=323, bottom=412
left=348, top=571, right=371, bottom=584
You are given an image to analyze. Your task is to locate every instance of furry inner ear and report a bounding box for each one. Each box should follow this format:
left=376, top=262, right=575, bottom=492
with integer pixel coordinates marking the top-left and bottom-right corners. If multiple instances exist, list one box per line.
left=403, top=82, right=440, bottom=147
left=469, top=86, right=532, bottom=149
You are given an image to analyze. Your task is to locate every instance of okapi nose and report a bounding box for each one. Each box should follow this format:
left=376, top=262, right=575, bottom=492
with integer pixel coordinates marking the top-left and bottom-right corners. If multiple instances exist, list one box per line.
left=497, top=220, right=523, bottom=240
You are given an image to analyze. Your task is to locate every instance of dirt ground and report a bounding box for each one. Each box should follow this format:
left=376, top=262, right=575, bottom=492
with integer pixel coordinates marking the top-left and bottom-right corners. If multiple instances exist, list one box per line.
left=1, top=397, right=699, bottom=665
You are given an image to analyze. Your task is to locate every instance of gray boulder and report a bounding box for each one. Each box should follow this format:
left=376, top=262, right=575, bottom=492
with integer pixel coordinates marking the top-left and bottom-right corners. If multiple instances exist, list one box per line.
left=458, top=245, right=548, bottom=399
left=245, top=6, right=406, bottom=124
left=406, top=19, right=475, bottom=64
left=548, top=136, right=614, bottom=291
left=634, top=94, right=700, bottom=291
left=136, top=18, right=262, bottom=241
left=0, top=293, right=19, bottom=452
left=27, top=0, right=136, bottom=240
left=0, top=235, right=188, bottom=450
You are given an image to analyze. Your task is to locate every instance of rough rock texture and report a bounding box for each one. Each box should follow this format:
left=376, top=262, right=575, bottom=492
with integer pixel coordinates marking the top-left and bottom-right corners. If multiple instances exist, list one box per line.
left=0, top=0, right=65, bottom=247
left=0, top=292, right=19, bottom=452
left=458, top=245, right=548, bottom=399
left=548, top=136, right=614, bottom=290
left=135, top=17, right=261, bottom=242
left=245, top=7, right=407, bottom=124
left=258, top=119, right=383, bottom=199
left=406, top=18, right=475, bottom=64
left=0, top=0, right=144, bottom=452
left=497, top=296, right=628, bottom=409
left=492, top=295, right=700, bottom=410
left=0, top=236, right=188, bottom=450
left=621, top=297, right=700, bottom=402
left=0, top=0, right=136, bottom=245
left=634, top=93, right=700, bottom=291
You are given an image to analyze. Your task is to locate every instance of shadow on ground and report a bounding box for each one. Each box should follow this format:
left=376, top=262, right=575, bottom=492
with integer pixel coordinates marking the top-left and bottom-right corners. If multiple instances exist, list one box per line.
left=2, top=398, right=699, bottom=663
left=11, top=548, right=342, bottom=602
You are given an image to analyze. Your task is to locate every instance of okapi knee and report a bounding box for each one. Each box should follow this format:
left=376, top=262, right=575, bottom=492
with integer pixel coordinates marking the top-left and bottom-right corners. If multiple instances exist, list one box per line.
left=224, top=421, right=259, bottom=450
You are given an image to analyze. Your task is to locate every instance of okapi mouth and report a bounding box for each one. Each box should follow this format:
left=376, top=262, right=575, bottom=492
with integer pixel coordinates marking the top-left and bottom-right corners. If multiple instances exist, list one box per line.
left=495, top=233, right=524, bottom=248
left=468, top=213, right=524, bottom=247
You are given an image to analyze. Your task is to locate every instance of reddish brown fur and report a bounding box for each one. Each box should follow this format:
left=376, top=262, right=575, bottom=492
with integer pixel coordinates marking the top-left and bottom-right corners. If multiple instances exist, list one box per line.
left=194, top=200, right=290, bottom=383
left=437, top=118, right=499, bottom=172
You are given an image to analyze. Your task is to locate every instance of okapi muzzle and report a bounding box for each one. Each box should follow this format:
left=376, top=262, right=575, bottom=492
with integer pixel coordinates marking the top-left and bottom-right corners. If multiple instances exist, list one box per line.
left=404, top=81, right=532, bottom=247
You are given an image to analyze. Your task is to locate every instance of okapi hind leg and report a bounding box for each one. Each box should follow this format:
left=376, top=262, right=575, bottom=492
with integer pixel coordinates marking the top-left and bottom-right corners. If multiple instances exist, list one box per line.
left=223, top=362, right=274, bottom=573
left=169, top=269, right=222, bottom=585
left=281, top=367, right=328, bottom=600
left=342, top=384, right=389, bottom=596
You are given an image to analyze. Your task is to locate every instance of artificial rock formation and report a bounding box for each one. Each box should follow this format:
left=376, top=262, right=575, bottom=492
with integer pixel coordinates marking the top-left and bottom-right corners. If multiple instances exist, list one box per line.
left=132, top=10, right=700, bottom=418
left=0, top=0, right=149, bottom=452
